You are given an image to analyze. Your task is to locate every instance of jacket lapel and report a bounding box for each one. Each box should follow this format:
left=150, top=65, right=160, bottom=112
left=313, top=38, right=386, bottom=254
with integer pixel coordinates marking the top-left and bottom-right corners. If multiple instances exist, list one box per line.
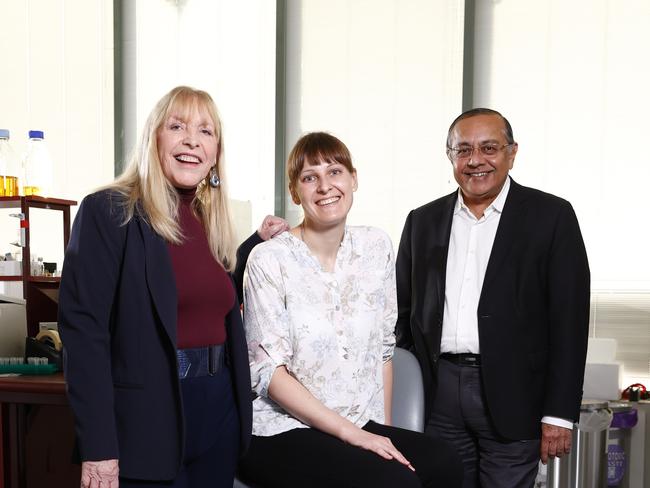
left=480, top=179, right=528, bottom=297
left=418, top=192, right=456, bottom=342
left=432, top=193, right=456, bottom=310
left=138, top=217, right=178, bottom=345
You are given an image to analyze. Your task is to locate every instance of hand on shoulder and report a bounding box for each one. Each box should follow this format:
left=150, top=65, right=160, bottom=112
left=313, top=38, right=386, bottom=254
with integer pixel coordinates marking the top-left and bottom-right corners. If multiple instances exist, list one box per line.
left=257, top=215, right=290, bottom=241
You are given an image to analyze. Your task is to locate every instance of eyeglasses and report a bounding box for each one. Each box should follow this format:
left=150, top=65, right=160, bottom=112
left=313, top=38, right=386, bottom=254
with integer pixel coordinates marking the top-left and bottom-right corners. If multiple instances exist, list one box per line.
left=447, top=143, right=514, bottom=162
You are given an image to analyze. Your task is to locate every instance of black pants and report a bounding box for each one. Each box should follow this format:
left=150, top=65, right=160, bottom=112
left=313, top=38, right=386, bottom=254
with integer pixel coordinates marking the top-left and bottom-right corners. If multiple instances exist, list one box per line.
left=238, top=421, right=462, bottom=488
left=426, top=359, right=540, bottom=488
left=120, top=367, right=240, bottom=488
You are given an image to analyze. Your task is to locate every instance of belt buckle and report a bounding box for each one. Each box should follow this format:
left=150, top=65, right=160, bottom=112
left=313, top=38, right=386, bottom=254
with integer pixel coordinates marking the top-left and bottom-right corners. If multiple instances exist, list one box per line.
left=208, top=346, right=215, bottom=376
left=462, top=355, right=478, bottom=366
left=177, top=349, right=192, bottom=379
left=177, top=347, right=211, bottom=379
left=459, top=354, right=480, bottom=366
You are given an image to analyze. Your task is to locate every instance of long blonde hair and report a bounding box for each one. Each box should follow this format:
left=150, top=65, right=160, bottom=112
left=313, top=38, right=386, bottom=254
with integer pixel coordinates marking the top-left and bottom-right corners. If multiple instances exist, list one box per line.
left=107, top=86, right=236, bottom=271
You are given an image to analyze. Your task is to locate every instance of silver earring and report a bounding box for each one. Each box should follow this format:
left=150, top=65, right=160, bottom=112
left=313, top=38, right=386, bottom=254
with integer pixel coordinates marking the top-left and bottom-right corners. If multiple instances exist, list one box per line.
left=209, top=166, right=220, bottom=188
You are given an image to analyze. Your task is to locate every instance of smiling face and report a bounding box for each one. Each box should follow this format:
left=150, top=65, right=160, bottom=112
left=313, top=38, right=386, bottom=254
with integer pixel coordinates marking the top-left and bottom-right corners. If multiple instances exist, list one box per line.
left=293, top=158, right=358, bottom=230
left=157, top=106, right=219, bottom=189
left=449, top=113, right=517, bottom=207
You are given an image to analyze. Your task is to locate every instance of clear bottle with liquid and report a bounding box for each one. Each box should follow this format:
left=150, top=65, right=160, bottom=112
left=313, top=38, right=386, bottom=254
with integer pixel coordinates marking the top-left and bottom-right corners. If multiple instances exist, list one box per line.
left=0, top=129, right=21, bottom=196
left=23, top=130, right=54, bottom=197
left=30, top=255, right=44, bottom=276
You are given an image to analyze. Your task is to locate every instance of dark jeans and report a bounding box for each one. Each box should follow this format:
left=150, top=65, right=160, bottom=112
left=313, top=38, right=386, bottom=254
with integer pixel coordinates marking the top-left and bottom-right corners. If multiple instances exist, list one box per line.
left=120, top=367, right=239, bottom=488
left=426, top=358, right=540, bottom=488
left=238, top=420, right=462, bottom=488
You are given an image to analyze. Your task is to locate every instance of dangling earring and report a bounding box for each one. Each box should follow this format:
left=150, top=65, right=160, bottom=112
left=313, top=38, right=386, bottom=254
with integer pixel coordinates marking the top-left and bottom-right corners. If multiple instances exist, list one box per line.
left=209, top=166, right=220, bottom=188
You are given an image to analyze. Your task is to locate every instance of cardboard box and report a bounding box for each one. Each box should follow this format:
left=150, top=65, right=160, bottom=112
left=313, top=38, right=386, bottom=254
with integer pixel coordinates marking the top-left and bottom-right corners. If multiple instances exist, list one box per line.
left=0, top=260, right=21, bottom=275
left=583, top=362, right=622, bottom=401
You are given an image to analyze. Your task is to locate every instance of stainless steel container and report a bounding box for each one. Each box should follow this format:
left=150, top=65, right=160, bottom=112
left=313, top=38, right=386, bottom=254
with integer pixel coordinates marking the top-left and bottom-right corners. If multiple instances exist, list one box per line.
left=606, top=401, right=638, bottom=487
left=547, top=399, right=612, bottom=488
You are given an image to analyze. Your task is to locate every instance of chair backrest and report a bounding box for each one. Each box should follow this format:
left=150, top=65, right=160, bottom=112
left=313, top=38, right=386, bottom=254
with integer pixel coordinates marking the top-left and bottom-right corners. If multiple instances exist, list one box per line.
left=391, top=347, right=425, bottom=432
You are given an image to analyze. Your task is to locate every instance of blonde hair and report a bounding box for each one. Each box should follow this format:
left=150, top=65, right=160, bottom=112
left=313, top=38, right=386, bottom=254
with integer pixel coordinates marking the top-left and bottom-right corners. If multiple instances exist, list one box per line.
left=107, top=86, right=236, bottom=271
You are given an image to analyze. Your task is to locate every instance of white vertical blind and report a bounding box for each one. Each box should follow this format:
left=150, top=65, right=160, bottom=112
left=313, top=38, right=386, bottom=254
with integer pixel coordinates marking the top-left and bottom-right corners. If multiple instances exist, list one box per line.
left=591, top=292, right=650, bottom=385
left=285, top=0, right=465, bottom=246
left=472, top=0, right=650, bottom=386
left=472, top=0, right=650, bottom=291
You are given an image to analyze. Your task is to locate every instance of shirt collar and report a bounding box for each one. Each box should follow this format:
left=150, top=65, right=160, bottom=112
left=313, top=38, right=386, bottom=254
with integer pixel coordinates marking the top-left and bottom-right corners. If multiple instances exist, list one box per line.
left=454, top=176, right=511, bottom=218
left=287, top=225, right=351, bottom=258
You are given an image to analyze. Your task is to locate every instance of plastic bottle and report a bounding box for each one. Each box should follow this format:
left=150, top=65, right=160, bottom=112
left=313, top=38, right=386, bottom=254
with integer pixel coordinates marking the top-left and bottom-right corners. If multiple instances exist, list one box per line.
left=0, top=129, right=21, bottom=196
left=23, top=130, right=54, bottom=197
left=30, top=254, right=44, bottom=277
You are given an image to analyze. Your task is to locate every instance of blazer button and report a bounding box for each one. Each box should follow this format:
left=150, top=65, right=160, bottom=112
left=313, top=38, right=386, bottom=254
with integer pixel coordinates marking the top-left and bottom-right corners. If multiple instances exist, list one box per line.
left=432, top=353, right=439, bottom=362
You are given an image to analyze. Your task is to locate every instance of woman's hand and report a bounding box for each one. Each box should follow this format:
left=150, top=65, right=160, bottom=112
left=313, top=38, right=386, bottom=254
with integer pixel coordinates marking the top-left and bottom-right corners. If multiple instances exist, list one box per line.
left=80, top=459, right=119, bottom=488
left=268, top=366, right=414, bottom=470
left=340, top=426, right=415, bottom=471
left=257, top=215, right=290, bottom=240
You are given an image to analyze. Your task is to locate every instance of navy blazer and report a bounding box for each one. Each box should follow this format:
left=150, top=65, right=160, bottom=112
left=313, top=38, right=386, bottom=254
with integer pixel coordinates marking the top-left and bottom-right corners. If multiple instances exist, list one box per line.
left=395, top=179, right=590, bottom=440
left=58, top=190, right=252, bottom=480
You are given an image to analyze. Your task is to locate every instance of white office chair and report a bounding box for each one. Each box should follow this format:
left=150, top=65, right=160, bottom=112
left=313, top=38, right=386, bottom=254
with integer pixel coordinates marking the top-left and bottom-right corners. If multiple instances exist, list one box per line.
left=233, top=346, right=426, bottom=487
left=233, top=478, right=256, bottom=488
left=390, top=347, right=426, bottom=432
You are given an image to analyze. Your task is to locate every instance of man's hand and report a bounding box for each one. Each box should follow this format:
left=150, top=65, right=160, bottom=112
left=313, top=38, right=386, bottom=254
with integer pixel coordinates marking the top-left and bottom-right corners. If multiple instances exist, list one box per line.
left=81, top=459, right=119, bottom=488
left=540, top=423, right=572, bottom=464
left=257, top=215, right=290, bottom=241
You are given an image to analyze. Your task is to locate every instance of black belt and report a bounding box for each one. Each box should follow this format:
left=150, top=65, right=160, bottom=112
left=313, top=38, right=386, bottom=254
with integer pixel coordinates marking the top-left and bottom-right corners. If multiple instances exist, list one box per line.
left=440, top=353, right=481, bottom=367
left=177, top=344, right=225, bottom=379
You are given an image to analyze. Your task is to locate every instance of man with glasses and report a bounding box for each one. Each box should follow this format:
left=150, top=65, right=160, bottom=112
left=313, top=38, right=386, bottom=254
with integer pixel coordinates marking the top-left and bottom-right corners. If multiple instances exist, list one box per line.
left=395, top=108, right=590, bottom=487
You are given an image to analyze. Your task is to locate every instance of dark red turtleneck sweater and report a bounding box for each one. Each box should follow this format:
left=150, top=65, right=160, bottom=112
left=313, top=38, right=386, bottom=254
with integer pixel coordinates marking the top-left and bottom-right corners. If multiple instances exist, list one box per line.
left=167, top=188, right=234, bottom=348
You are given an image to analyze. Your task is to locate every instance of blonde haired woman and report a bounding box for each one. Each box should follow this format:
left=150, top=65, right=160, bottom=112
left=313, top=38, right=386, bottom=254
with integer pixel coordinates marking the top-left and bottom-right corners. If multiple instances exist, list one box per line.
left=59, top=86, right=285, bottom=487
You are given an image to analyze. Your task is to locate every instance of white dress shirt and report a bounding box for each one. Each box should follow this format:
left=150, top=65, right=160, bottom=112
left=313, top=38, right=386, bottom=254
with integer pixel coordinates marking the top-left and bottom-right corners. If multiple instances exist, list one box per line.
left=440, top=177, right=510, bottom=354
left=441, top=177, right=572, bottom=430
left=243, top=226, right=397, bottom=436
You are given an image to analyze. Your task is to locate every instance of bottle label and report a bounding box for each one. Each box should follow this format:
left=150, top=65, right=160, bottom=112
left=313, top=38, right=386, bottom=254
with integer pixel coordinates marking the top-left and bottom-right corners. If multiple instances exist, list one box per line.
left=607, top=443, right=626, bottom=485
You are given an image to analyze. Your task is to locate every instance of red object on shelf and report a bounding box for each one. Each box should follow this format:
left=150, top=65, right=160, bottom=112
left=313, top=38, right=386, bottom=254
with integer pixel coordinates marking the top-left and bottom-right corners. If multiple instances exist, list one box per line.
left=621, top=383, right=648, bottom=401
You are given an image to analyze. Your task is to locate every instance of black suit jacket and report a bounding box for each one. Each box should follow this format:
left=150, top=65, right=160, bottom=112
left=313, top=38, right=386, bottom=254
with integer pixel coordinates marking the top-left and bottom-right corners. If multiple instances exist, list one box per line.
left=58, top=190, right=252, bottom=480
left=395, top=179, right=590, bottom=440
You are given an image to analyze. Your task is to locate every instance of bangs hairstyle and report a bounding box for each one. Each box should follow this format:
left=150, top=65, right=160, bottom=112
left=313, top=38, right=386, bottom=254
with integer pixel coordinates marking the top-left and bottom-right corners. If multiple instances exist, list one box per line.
left=107, top=85, right=237, bottom=271
left=287, top=132, right=356, bottom=193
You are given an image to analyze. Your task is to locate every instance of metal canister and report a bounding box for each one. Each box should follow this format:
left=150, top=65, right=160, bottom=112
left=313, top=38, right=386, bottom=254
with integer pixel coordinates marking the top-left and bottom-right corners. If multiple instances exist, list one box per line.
left=547, top=399, right=612, bottom=488
left=606, top=401, right=638, bottom=487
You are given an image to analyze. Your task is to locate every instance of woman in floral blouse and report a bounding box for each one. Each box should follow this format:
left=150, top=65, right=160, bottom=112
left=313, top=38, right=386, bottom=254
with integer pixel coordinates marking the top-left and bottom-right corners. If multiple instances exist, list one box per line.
left=238, top=132, right=462, bottom=488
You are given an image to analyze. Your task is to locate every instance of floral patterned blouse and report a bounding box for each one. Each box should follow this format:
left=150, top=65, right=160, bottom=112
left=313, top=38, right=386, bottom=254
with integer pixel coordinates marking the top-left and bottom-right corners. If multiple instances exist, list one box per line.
left=243, top=226, right=397, bottom=437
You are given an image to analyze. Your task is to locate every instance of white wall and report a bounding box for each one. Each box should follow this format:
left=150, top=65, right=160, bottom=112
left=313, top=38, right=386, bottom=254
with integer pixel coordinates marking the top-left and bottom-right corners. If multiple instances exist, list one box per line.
left=0, top=0, right=114, bottom=201
left=285, top=0, right=465, bottom=246
left=0, top=0, right=114, bottom=275
left=125, top=0, right=277, bottom=238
